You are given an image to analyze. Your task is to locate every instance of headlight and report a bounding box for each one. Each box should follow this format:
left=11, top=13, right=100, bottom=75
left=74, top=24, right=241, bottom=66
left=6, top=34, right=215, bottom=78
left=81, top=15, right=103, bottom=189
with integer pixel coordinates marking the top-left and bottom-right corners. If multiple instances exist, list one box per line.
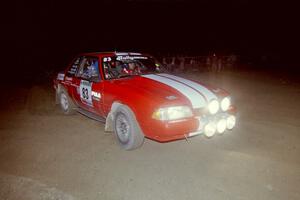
left=152, top=106, right=193, bottom=121
left=208, top=100, right=219, bottom=114
left=221, top=97, right=231, bottom=111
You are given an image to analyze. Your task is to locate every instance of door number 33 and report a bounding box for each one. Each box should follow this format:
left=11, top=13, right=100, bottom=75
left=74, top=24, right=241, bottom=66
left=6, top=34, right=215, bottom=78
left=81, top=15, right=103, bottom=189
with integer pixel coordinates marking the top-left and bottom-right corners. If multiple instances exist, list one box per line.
left=82, top=88, right=89, bottom=99
left=79, top=80, right=92, bottom=105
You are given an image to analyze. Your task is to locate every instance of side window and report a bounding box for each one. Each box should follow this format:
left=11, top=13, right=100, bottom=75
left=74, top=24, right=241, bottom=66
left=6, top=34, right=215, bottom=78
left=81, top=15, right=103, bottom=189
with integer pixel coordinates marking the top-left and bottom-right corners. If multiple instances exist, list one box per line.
left=66, top=57, right=83, bottom=77
left=76, top=56, right=101, bottom=82
left=102, top=57, right=123, bottom=80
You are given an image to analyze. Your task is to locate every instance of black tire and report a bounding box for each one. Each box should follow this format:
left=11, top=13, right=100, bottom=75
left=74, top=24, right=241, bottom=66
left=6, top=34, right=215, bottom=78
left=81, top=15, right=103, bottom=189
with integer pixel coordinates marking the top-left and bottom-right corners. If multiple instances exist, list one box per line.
left=59, top=89, right=76, bottom=115
left=113, top=105, right=144, bottom=150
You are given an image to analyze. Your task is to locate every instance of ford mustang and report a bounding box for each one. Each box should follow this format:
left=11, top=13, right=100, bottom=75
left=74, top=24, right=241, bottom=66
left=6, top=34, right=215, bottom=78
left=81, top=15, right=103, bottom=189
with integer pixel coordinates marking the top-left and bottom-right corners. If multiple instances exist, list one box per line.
left=53, top=52, right=237, bottom=150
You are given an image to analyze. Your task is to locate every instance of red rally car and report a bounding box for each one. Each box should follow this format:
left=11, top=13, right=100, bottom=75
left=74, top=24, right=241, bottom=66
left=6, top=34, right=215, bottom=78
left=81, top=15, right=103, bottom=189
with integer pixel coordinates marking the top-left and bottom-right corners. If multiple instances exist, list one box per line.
left=53, top=52, right=237, bottom=150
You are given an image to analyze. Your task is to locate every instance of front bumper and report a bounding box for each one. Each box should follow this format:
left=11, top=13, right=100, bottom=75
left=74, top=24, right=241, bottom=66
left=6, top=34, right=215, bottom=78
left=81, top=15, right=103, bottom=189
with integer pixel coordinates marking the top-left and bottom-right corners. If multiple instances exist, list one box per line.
left=188, top=112, right=236, bottom=138
left=143, top=110, right=237, bottom=142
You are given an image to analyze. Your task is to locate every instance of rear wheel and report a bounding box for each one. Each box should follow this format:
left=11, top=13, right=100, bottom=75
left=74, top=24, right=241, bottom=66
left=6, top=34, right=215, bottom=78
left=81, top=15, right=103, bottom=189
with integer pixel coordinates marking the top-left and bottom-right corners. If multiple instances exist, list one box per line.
left=113, top=105, right=144, bottom=150
left=59, top=89, right=76, bottom=115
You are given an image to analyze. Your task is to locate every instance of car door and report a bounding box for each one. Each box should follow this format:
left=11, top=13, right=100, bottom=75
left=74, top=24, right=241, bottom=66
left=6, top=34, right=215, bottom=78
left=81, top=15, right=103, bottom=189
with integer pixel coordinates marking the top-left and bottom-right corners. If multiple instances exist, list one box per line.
left=73, top=56, right=105, bottom=117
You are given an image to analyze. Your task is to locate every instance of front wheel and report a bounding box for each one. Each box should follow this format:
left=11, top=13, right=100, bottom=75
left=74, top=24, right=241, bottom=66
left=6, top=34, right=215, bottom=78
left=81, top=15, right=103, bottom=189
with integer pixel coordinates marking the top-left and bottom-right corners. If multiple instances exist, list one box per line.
left=113, top=105, right=144, bottom=150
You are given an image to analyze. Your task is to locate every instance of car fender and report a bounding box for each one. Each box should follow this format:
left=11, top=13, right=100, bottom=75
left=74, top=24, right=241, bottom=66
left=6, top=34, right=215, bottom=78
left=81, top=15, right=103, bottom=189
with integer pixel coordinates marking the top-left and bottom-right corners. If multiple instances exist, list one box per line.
left=104, top=101, right=145, bottom=137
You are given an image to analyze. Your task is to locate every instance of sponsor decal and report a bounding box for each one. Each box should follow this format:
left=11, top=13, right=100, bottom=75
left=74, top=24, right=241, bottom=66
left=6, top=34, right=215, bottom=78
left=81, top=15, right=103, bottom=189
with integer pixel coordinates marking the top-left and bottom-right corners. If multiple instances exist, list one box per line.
left=116, top=56, right=148, bottom=61
left=57, top=73, right=65, bottom=81
left=165, top=95, right=178, bottom=100
left=67, top=57, right=81, bottom=75
left=92, top=91, right=101, bottom=101
left=69, top=68, right=77, bottom=73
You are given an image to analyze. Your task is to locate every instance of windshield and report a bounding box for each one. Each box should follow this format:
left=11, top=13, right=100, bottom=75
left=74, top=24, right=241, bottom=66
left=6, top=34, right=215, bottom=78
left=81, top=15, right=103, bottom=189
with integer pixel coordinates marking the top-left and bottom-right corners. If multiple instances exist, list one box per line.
left=102, top=55, right=167, bottom=80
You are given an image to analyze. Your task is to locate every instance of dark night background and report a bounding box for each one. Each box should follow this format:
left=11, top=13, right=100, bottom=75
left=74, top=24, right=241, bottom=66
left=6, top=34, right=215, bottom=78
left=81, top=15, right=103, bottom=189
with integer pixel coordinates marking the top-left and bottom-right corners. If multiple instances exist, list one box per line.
left=9, top=0, right=300, bottom=84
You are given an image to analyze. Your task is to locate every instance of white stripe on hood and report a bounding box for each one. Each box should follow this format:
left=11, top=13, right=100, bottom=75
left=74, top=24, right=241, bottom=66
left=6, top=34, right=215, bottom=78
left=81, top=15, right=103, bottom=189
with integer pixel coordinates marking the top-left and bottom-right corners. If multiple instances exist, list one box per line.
left=158, top=73, right=217, bottom=101
left=142, top=74, right=207, bottom=108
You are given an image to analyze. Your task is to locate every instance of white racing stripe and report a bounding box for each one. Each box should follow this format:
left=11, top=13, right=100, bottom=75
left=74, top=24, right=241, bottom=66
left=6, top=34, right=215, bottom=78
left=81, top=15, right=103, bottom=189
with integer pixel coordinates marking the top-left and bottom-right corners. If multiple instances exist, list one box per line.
left=142, top=74, right=206, bottom=108
left=159, top=73, right=217, bottom=101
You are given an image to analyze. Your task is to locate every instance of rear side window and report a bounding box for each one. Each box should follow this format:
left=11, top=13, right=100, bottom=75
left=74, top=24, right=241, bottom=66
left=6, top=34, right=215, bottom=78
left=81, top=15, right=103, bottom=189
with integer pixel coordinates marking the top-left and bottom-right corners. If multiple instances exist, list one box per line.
left=76, top=56, right=101, bottom=82
left=66, top=56, right=83, bottom=77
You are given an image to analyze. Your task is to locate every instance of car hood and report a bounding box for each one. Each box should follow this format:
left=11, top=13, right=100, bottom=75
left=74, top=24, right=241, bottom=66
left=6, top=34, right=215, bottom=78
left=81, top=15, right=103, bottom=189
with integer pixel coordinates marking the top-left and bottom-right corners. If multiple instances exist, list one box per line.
left=109, top=73, right=228, bottom=109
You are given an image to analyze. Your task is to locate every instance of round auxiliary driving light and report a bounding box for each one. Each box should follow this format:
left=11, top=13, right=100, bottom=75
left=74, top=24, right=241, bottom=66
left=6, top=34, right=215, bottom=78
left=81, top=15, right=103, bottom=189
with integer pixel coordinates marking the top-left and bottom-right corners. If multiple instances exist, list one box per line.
left=221, top=97, right=230, bottom=111
left=226, top=115, right=236, bottom=130
left=217, top=119, right=227, bottom=134
left=204, top=122, right=216, bottom=138
left=208, top=100, right=219, bottom=114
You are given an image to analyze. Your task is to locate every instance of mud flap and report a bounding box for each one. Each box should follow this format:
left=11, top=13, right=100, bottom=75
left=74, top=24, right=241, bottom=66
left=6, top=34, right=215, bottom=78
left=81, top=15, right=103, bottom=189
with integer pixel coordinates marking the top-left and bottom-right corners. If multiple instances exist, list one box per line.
left=105, top=112, right=113, bottom=132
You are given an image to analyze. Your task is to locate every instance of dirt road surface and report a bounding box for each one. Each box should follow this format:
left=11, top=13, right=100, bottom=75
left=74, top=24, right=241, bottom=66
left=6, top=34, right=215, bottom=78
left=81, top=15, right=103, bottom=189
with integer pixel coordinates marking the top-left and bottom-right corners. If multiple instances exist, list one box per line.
left=0, top=71, right=300, bottom=200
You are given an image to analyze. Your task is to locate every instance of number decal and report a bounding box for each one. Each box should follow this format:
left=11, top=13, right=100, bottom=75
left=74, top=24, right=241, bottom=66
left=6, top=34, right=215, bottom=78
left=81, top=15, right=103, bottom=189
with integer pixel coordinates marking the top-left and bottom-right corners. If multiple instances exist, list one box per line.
left=80, top=80, right=93, bottom=106
left=82, top=88, right=89, bottom=99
